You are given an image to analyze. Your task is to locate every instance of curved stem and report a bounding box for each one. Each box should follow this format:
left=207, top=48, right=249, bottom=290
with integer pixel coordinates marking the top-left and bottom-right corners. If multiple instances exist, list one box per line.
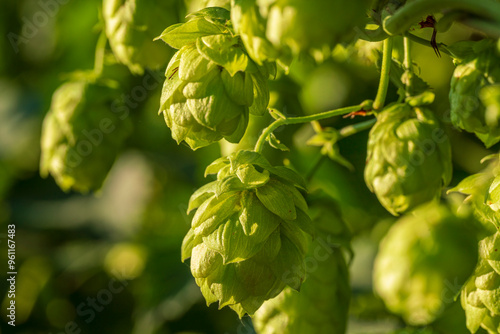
left=405, top=33, right=452, bottom=57
left=94, top=30, right=107, bottom=77
left=403, top=36, right=413, bottom=97
left=383, top=0, right=500, bottom=36
left=254, top=105, right=362, bottom=153
left=338, top=118, right=377, bottom=139
left=373, top=37, right=393, bottom=110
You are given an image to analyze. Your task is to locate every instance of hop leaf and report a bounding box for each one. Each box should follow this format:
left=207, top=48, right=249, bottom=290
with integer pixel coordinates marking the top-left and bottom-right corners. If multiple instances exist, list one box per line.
left=40, top=78, right=132, bottom=193
left=103, top=0, right=180, bottom=74
left=364, top=103, right=452, bottom=216
left=374, top=203, right=478, bottom=326
left=252, top=194, right=351, bottom=334
left=181, top=150, right=312, bottom=317
left=449, top=39, right=500, bottom=148
left=158, top=9, right=270, bottom=150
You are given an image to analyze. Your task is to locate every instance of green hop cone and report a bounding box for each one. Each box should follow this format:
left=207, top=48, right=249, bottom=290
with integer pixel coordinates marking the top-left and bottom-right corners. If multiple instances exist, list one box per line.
left=449, top=39, right=500, bottom=148
left=103, top=0, right=179, bottom=74
left=181, top=150, right=313, bottom=317
left=374, top=203, right=478, bottom=326
left=461, top=231, right=500, bottom=334
left=158, top=8, right=271, bottom=150
left=40, top=78, right=132, bottom=193
left=252, top=194, right=351, bottom=334
left=364, top=103, right=452, bottom=216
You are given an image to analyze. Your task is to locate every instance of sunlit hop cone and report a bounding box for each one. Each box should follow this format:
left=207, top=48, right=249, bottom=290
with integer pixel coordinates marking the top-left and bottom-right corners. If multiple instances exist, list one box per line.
left=158, top=8, right=271, bottom=150
left=449, top=39, right=500, bottom=148
left=40, top=78, right=132, bottom=193
left=103, top=0, right=179, bottom=74
left=252, top=194, right=351, bottom=334
left=461, top=231, right=500, bottom=334
left=181, top=150, right=313, bottom=317
left=374, top=203, right=478, bottom=326
left=364, top=103, right=452, bottom=216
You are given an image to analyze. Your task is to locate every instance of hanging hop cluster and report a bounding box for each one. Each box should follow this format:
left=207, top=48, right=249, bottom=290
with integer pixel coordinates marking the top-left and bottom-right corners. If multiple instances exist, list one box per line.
left=364, top=103, right=452, bottom=216
left=449, top=39, right=500, bottom=148
left=181, top=150, right=313, bottom=317
left=252, top=194, right=351, bottom=334
left=40, top=77, right=132, bottom=192
left=373, top=203, right=478, bottom=326
left=231, top=0, right=371, bottom=64
left=158, top=7, right=271, bottom=150
left=103, top=0, right=180, bottom=74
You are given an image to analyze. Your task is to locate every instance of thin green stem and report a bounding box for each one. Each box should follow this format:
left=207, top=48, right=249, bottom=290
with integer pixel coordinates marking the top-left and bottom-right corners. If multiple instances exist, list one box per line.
left=383, top=0, right=500, bottom=36
left=94, top=30, right=107, bottom=77
left=338, top=118, right=377, bottom=139
left=305, top=155, right=326, bottom=182
left=403, top=36, right=413, bottom=97
left=373, top=37, right=393, bottom=110
left=254, top=105, right=361, bottom=153
left=405, top=33, right=452, bottom=57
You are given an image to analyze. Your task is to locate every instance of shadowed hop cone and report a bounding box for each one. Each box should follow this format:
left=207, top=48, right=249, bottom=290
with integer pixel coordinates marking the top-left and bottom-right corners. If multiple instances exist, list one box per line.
left=40, top=79, right=132, bottom=192
left=158, top=7, right=271, bottom=150
left=181, top=150, right=313, bottom=317
left=462, top=231, right=500, bottom=334
left=364, top=103, right=452, bottom=215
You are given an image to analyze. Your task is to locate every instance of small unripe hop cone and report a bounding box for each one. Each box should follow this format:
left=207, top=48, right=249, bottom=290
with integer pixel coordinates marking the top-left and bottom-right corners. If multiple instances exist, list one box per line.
left=364, top=103, right=452, bottom=215
left=181, top=150, right=313, bottom=317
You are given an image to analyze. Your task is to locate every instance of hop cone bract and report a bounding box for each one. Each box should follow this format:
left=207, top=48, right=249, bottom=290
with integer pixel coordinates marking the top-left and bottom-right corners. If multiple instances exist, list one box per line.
left=449, top=40, right=500, bottom=147
left=103, top=0, right=179, bottom=74
left=40, top=79, right=132, bottom=192
left=364, top=103, right=452, bottom=215
left=252, top=195, right=351, bottom=334
left=158, top=8, right=270, bottom=150
left=373, top=203, right=478, bottom=326
left=181, top=150, right=313, bottom=317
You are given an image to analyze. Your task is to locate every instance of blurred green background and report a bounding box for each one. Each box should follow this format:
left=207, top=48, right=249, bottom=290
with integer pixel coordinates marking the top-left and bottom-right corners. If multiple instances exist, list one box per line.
left=0, top=0, right=493, bottom=333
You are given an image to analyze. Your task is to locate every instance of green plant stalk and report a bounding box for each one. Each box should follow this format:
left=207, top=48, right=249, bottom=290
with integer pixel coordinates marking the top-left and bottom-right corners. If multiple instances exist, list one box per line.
left=339, top=118, right=377, bottom=138
left=383, top=0, right=500, bottom=35
left=373, top=37, right=393, bottom=111
left=94, top=30, right=107, bottom=77
left=403, top=36, right=413, bottom=97
left=254, top=105, right=362, bottom=153
left=405, top=33, right=452, bottom=57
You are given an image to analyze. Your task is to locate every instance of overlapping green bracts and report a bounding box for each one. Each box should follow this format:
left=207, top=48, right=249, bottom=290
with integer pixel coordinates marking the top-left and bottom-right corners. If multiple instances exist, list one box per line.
left=252, top=196, right=351, bottom=334
left=40, top=78, right=132, bottom=193
left=462, top=231, right=500, bottom=334
left=103, top=0, right=179, bottom=74
left=374, top=203, right=478, bottom=326
left=449, top=40, right=500, bottom=148
left=181, top=150, right=313, bottom=317
left=364, top=103, right=452, bottom=216
left=231, top=0, right=371, bottom=64
left=158, top=8, right=271, bottom=150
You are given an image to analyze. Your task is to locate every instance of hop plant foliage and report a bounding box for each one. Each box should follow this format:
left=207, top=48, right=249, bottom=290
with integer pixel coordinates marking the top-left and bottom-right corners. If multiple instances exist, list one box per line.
left=103, top=0, right=180, bottom=74
left=374, top=203, right=478, bottom=326
left=181, top=150, right=313, bottom=317
left=364, top=103, right=452, bottom=216
left=449, top=40, right=500, bottom=148
left=40, top=78, right=132, bottom=193
left=462, top=231, right=500, bottom=334
left=252, top=195, right=351, bottom=334
left=157, top=7, right=271, bottom=150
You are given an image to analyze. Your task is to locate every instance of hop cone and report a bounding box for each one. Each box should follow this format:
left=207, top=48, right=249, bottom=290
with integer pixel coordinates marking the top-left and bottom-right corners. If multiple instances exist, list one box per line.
left=252, top=195, right=351, bottom=334
left=462, top=231, right=500, bottom=334
left=373, top=203, right=478, bottom=326
left=449, top=39, right=500, bottom=148
left=158, top=8, right=271, bottom=150
left=181, top=150, right=313, bottom=317
left=103, top=0, right=179, bottom=74
left=364, top=103, right=452, bottom=215
left=40, top=79, right=132, bottom=192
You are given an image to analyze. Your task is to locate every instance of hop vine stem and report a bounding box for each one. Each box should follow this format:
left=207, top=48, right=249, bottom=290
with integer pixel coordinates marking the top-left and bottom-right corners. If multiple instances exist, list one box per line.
left=373, top=37, right=393, bottom=110
left=94, top=30, right=107, bottom=77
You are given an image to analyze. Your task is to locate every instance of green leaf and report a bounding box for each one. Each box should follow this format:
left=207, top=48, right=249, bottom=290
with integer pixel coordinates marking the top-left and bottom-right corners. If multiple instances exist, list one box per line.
left=188, top=181, right=218, bottom=213
left=190, top=243, right=223, bottom=278
left=239, top=192, right=280, bottom=240
left=216, top=175, right=248, bottom=196
left=205, top=156, right=230, bottom=177
left=267, top=166, right=307, bottom=190
left=270, top=235, right=305, bottom=291
left=158, top=18, right=224, bottom=49
left=249, top=70, right=269, bottom=116
left=235, top=164, right=270, bottom=187
left=210, top=264, right=250, bottom=307
left=256, top=179, right=296, bottom=220
left=181, top=228, right=201, bottom=261
left=179, top=44, right=217, bottom=82
left=266, top=133, right=289, bottom=151
left=221, top=70, right=254, bottom=106
left=192, top=192, right=240, bottom=236
left=186, top=7, right=231, bottom=25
